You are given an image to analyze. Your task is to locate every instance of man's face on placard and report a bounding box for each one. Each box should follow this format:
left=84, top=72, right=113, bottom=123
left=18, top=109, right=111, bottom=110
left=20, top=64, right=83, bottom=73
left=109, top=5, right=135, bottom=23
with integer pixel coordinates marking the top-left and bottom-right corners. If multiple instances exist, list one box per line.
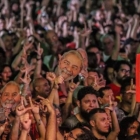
left=0, top=83, right=21, bottom=109
left=58, top=52, right=82, bottom=81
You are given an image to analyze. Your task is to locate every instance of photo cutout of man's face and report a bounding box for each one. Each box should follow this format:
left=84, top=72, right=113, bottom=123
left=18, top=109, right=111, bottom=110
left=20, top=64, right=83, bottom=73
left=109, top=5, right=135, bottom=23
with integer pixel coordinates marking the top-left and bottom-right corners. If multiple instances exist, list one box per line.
left=0, top=82, right=21, bottom=110
left=57, top=51, right=83, bottom=81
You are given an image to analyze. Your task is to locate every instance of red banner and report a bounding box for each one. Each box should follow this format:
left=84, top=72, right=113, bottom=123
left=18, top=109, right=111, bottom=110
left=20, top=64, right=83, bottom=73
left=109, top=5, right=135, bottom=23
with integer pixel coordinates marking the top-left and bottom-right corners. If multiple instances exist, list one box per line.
left=136, top=54, right=140, bottom=102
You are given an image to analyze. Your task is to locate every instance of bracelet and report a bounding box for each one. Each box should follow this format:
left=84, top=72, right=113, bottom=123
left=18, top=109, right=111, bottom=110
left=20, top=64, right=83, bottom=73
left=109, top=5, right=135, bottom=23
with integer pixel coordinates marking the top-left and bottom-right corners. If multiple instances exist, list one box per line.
left=37, top=58, right=41, bottom=61
left=42, top=113, right=46, bottom=117
left=53, top=85, right=59, bottom=90
left=110, top=109, right=115, bottom=113
left=37, top=119, right=41, bottom=125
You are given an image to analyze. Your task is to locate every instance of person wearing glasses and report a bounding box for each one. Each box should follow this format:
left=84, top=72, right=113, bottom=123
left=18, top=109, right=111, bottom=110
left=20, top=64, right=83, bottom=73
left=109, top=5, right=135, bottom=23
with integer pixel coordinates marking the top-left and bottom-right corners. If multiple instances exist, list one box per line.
left=108, top=60, right=132, bottom=102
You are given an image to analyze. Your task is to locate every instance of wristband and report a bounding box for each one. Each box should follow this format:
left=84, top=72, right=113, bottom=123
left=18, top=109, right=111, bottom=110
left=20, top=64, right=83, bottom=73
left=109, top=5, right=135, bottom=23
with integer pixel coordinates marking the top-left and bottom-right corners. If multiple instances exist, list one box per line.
left=42, top=113, right=46, bottom=117
left=53, top=83, right=59, bottom=89
left=37, top=58, right=41, bottom=61
left=37, top=119, right=41, bottom=125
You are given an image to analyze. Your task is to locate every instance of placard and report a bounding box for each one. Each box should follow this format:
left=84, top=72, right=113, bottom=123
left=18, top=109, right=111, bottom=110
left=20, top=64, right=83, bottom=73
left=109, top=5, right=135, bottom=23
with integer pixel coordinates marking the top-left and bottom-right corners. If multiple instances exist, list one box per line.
left=136, top=54, right=140, bottom=102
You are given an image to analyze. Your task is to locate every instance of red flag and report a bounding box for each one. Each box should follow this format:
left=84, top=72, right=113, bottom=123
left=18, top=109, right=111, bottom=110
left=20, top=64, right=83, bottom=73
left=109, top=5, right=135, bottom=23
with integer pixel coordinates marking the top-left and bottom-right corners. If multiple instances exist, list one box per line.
left=136, top=54, right=140, bottom=102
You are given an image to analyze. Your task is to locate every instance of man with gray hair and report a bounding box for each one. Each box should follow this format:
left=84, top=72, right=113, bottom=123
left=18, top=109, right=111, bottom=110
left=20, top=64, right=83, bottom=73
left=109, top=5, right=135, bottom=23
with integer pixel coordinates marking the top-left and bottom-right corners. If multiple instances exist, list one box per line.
left=101, top=34, right=115, bottom=62
left=56, top=50, right=84, bottom=81
left=0, top=81, right=21, bottom=110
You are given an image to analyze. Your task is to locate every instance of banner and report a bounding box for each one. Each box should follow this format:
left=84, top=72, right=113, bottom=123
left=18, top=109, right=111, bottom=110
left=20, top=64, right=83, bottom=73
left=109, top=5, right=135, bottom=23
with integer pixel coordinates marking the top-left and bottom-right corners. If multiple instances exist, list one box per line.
left=136, top=54, right=140, bottom=102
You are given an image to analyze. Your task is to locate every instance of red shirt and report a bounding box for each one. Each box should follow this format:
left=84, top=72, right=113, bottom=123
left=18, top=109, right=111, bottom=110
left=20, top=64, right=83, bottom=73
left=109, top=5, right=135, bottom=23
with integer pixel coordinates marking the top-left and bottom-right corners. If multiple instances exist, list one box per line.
left=30, top=123, right=39, bottom=140
left=108, top=83, right=121, bottom=102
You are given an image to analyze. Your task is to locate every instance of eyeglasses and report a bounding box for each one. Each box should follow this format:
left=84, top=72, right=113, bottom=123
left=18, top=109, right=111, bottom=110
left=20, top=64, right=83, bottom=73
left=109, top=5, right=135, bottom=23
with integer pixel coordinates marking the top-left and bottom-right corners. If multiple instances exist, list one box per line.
left=120, top=69, right=130, bottom=74
left=99, top=64, right=105, bottom=68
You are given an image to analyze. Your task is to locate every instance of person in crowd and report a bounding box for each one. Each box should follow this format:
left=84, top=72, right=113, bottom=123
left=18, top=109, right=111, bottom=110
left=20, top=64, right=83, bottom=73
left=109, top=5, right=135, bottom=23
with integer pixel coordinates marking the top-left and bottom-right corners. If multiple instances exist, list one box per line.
left=32, top=77, right=51, bottom=99
left=118, top=116, right=140, bottom=140
left=63, top=123, right=94, bottom=140
left=56, top=50, right=84, bottom=81
left=98, top=86, right=126, bottom=122
left=119, top=77, right=136, bottom=116
left=0, top=64, right=13, bottom=88
left=0, top=0, right=139, bottom=139
left=108, top=60, right=132, bottom=101
left=89, top=107, right=120, bottom=140
left=62, top=86, right=99, bottom=130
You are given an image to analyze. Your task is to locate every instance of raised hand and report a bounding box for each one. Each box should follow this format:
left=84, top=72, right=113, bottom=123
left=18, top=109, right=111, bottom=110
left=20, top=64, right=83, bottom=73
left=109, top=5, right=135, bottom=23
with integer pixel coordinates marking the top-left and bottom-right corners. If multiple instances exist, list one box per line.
left=55, top=75, right=64, bottom=85
left=46, top=72, right=56, bottom=83
left=29, top=97, right=39, bottom=114
left=18, top=29, right=27, bottom=39
left=4, top=108, right=11, bottom=118
left=20, top=113, right=31, bottom=131
left=69, top=0, right=80, bottom=12
left=98, top=80, right=106, bottom=87
left=115, top=24, right=122, bottom=35
left=119, top=53, right=128, bottom=60
left=20, top=0, right=26, bottom=9
left=105, top=96, right=116, bottom=112
left=25, top=1, right=34, bottom=10
left=0, top=121, right=8, bottom=135
left=98, top=75, right=106, bottom=88
left=80, top=28, right=92, bottom=37
left=35, top=43, right=43, bottom=58
left=20, top=73, right=31, bottom=85
left=68, top=80, right=79, bottom=92
left=23, top=43, right=33, bottom=56
left=20, top=59, right=34, bottom=75
left=54, top=0, right=62, bottom=6
left=16, top=97, right=31, bottom=116
left=21, top=55, right=28, bottom=66
left=37, top=96, right=55, bottom=114
left=79, top=21, right=91, bottom=37
left=126, top=78, right=136, bottom=94
left=91, top=75, right=100, bottom=91
left=58, top=16, right=67, bottom=28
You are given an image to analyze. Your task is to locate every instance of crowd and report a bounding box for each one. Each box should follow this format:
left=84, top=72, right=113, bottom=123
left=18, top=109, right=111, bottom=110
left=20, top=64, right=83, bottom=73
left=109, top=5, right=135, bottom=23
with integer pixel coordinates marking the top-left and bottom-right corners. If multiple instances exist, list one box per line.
left=0, top=0, right=139, bottom=140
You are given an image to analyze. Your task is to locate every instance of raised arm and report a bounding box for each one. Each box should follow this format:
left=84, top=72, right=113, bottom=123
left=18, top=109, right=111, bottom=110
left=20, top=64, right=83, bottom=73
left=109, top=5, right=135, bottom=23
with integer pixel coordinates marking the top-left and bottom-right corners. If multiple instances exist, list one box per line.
left=41, top=0, right=50, bottom=7
left=126, top=18, right=133, bottom=39
left=128, top=79, right=136, bottom=116
left=11, top=43, right=32, bottom=71
left=39, top=97, right=57, bottom=140
left=45, top=99, right=56, bottom=140
left=10, top=97, right=32, bottom=140
left=62, top=80, right=79, bottom=121
left=29, top=97, right=45, bottom=140
left=111, top=25, right=120, bottom=60
left=47, top=73, right=64, bottom=106
left=106, top=96, right=120, bottom=140
left=130, top=15, right=139, bottom=40
left=20, top=0, right=26, bottom=28
left=19, top=113, right=32, bottom=140
left=34, top=44, right=43, bottom=79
